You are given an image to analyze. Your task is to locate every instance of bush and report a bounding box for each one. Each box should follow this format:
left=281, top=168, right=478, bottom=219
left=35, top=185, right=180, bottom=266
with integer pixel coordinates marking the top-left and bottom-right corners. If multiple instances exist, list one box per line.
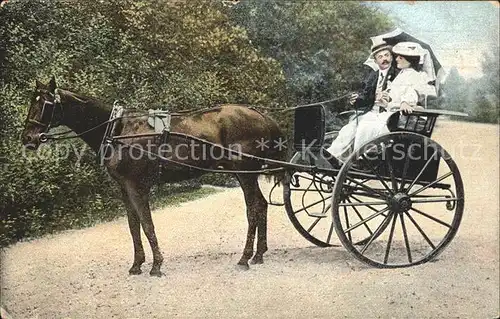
left=0, top=138, right=122, bottom=246
left=0, top=0, right=285, bottom=245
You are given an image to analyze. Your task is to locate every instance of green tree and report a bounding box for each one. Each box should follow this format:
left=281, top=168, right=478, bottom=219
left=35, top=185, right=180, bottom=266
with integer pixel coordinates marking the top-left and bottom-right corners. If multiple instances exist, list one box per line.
left=471, top=49, right=499, bottom=123
left=439, top=67, right=470, bottom=113
left=229, top=1, right=393, bottom=105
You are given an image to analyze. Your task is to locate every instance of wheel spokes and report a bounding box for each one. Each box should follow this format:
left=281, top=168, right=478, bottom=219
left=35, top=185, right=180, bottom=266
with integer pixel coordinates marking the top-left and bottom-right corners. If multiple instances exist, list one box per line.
left=409, top=171, right=453, bottom=196
left=399, top=213, right=413, bottom=263
left=330, top=133, right=464, bottom=267
left=360, top=154, right=394, bottom=195
left=410, top=207, right=452, bottom=228
left=405, top=148, right=438, bottom=192
left=384, top=213, right=398, bottom=264
left=326, top=221, right=334, bottom=245
left=346, top=197, right=374, bottom=235
left=344, top=207, right=390, bottom=234
left=385, top=147, right=399, bottom=192
left=307, top=217, right=322, bottom=232
left=398, top=147, right=412, bottom=192
left=350, top=195, right=385, bottom=215
left=294, top=195, right=333, bottom=215
left=345, top=175, right=389, bottom=200
left=404, top=211, right=436, bottom=250
left=339, top=200, right=387, bottom=207
left=286, top=168, right=336, bottom=247
left=360, top=212, right=393, bottom=254
left=343, top=204, right=352, bottom=242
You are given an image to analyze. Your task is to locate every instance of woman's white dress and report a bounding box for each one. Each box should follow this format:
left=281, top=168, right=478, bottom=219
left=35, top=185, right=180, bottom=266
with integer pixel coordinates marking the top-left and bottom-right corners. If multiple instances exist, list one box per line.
left=326, top=68, right=436, bottom=162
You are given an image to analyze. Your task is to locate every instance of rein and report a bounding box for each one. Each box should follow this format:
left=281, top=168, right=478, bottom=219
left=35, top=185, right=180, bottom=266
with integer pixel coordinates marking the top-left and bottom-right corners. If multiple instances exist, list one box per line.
left=250, top=93, right=352, bottom=112
left=38, top=93, right=351, bottom=143
left=39, top=118, right=114, bottom=142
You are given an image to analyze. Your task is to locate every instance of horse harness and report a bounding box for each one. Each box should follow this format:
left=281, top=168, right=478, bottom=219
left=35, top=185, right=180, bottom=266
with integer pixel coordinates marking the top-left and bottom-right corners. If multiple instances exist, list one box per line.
left=98, top=102, right=172, bottom=161
left=29, top=88, right=64, bottom=137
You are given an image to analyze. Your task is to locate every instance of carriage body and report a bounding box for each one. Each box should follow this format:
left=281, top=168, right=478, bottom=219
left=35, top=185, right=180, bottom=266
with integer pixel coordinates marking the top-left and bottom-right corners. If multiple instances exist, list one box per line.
left=284, top=103, right=465, bottom=268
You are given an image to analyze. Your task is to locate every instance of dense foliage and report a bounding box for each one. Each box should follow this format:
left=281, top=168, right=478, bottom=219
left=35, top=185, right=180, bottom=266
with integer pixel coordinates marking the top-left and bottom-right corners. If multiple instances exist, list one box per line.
left=0, top=0, right=394, bottom=245
left=230, top=1, right=393, bottom=104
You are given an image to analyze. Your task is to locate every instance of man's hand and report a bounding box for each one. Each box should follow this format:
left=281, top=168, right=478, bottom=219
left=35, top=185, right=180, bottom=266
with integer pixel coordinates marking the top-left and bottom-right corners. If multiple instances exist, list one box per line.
left=349, top=93, right=359, bottom=106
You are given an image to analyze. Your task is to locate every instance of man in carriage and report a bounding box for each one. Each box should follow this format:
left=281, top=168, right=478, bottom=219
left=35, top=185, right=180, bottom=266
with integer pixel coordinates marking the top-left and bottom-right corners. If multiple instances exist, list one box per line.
left=350, top=38, right=400, bottom=114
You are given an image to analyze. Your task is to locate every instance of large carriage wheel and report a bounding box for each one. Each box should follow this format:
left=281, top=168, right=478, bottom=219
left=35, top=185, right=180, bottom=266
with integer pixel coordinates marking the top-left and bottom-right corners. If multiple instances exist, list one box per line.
left=283, top=150, right=340, bottom=247
left=332, top=132, right=464, bottom=267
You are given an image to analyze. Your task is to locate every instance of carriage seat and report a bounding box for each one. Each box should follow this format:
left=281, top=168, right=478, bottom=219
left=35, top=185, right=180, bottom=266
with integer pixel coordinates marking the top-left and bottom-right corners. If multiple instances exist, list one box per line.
left=386, top=110, right=439, bottom=138
left=387, top=83, right=438, bottom=137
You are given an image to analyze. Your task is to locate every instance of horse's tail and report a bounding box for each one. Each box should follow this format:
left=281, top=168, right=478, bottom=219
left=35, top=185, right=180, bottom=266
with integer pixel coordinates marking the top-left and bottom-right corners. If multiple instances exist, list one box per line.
left=264, top=116, right=288, bottom=187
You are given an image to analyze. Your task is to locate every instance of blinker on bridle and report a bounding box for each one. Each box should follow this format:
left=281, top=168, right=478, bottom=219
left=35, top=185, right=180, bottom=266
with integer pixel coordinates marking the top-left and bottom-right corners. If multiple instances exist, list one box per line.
left=29, top=88, right=64, bottom=142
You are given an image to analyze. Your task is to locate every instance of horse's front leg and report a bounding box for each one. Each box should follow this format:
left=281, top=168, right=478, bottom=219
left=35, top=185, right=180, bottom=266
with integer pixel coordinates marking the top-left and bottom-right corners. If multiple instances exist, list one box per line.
left=121, top=188, right=145, bottom=275
left=123, top=181, right=164, bottom=277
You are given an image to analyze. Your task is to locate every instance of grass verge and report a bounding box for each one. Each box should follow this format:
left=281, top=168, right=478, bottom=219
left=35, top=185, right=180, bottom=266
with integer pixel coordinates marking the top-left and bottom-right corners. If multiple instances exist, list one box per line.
left=1, top=184, right=220, bottom=247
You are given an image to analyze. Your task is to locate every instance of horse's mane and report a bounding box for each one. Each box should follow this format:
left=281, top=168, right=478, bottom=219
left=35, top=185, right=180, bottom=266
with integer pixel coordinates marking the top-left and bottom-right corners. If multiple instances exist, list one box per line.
left=59, top=88, right=97, bottom=102
left=59, top=88, right=112, bottom=112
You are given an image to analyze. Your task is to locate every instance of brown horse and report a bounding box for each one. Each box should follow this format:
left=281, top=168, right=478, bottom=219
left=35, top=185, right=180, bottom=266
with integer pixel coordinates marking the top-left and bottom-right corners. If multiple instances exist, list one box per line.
left=21, top=77, right=286, bottom=276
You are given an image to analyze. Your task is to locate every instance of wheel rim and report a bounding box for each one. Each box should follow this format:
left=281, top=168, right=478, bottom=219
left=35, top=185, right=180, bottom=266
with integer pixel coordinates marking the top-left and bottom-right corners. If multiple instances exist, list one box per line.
left=284, top=151, right=338, bottom=247
left=332, top=132, right=464, bottom=268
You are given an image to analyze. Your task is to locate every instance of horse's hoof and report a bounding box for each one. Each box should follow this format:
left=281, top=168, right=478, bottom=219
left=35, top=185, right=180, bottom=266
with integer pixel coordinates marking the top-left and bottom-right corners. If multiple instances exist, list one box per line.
left=149, top=269, right=163, bottom=277
left=129, top=267, right=142, bottom=275
left=236, top=261, right=250, bottom=271
left=250, top=255, right=264, bottom=264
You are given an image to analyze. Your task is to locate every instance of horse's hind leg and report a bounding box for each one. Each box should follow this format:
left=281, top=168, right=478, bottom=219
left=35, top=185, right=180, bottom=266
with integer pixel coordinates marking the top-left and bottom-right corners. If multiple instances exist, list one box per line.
left=121, top=188, right=146, bottom=275
left=236, top=174, right=268, bottom=269
left=123, top=180, right=164, bottom=277
left=251, top=195, right=268, bottom=265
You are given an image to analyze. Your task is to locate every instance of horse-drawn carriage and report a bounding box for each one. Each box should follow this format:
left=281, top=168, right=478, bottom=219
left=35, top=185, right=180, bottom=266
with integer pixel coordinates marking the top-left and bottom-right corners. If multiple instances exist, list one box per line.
left=282, top=29, right=466, bottom=268
left=284, top=102, right=465, bottom=268
left=21, top=30, right=467, bottom=275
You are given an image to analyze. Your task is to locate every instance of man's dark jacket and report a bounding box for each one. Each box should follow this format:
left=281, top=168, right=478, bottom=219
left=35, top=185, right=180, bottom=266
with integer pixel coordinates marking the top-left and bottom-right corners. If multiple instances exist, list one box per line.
left=354, top=64, right=400, bottom=113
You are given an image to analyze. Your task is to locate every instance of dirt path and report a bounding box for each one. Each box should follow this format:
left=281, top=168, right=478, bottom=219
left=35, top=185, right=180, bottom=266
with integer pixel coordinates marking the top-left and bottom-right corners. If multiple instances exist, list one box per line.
left=1, top=121, right=499, bottom=319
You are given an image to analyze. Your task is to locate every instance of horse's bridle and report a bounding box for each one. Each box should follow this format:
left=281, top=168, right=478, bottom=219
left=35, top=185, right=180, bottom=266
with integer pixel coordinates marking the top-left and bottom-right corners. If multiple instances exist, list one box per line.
left=29, top=88, right=64, bottom=141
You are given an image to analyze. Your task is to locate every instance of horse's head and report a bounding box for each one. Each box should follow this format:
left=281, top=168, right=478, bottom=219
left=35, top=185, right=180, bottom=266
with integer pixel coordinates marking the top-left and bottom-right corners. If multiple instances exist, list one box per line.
left=21, top=76, right=64, bottom=150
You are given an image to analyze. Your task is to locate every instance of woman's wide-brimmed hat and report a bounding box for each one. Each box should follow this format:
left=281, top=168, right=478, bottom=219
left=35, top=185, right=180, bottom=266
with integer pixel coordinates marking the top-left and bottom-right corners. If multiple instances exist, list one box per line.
left=392, top=42, right=424, bottom=57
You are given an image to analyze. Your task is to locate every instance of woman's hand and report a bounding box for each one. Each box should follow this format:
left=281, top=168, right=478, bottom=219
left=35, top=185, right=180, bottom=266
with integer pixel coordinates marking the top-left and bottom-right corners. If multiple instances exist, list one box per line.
left=400, top=101, right=414, bottom=114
